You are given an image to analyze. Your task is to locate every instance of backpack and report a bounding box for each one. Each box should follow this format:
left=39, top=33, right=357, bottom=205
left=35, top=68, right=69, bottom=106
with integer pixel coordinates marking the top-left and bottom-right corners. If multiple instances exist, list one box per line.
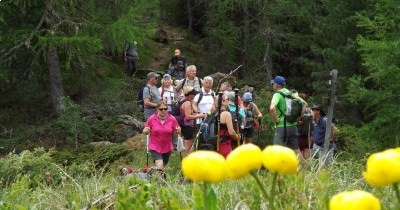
left=277, top=90, right=304, bottom=123
left=136, top=85, right=151, bottom=112
left=196, top=112, right=219, bottom=151
left=170, top=99, right=187, bottom=126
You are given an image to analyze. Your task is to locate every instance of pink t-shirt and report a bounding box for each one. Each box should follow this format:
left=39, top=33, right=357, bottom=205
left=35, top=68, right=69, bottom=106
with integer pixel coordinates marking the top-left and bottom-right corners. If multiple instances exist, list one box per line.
left=145, top=113, right=179, bottom=153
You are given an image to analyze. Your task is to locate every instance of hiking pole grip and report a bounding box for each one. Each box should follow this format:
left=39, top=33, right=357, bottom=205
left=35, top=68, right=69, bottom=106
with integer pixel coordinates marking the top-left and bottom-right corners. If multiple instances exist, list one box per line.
left=234, top=88, right=241, bottom=146
left=216, top=92, right=223, bottom=152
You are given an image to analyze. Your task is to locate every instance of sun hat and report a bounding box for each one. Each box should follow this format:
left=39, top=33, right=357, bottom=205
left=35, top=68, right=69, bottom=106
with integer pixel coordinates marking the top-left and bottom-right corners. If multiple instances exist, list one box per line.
left=183, top=86, right=198, bottom=96
left=311, top=104, right=326, bottom=116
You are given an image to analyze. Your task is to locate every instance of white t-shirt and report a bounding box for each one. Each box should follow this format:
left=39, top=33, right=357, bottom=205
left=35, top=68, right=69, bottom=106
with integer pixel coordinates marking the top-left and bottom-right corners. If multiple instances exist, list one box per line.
left=158, top=86, right=176, bottom=112
left=194, top=88, right=215, bottom=114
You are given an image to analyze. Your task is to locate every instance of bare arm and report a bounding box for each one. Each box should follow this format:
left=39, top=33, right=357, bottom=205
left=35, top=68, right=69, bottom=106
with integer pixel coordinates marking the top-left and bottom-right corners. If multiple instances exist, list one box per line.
left=144, top=98, right=158, bottom=108
left=183, top=101, right=204, bottom=120
left=221, top=111, right=238, bottom=136
left=253, top=103, right=263, bottom=118
left=269, top=103, right=279, bottom=124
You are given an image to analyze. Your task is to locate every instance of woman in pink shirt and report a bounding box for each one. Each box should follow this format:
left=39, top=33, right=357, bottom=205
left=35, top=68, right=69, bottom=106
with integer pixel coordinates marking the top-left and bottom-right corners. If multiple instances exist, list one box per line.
left=143, top=102, right=181, bottom=170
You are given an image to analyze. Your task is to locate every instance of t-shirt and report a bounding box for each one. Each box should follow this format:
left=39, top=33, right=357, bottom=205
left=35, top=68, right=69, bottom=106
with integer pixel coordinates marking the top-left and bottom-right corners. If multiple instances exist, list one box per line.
left=145, top=114, right=179, bottom=153
left=170, top=56, right=186, bottom=70
left=193, top=88, right=215, bottom=114
left=271, top=88, right=297, bottom=127
left=158, top=86, right=176, bottom=112
left=125, top=43, right=138, bottom=58
left=143, top=84, right=161, bottom=119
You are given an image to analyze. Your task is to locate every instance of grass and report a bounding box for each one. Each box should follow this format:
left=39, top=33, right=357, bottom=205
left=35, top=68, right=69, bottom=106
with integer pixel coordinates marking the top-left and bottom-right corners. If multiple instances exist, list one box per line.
left=0, top=147, right=398, bottom=210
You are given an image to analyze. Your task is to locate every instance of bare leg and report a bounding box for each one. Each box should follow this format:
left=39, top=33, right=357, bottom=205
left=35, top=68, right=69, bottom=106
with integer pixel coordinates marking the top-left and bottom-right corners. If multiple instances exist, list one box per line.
left=183, top=140, right=192, bottom=156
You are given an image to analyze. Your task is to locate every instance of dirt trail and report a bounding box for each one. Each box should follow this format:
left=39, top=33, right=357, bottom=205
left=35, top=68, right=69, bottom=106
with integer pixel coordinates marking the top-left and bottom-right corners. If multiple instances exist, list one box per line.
left=146, top=26, right=185, bottom=72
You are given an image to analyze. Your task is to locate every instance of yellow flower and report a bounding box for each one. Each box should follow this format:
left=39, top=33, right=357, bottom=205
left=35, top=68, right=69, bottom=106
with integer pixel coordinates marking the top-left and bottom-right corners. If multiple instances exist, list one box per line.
left=363, top=148, right=400, bottom=186
left=262, top=145, right=299, bottom=175
left=182, top=151, right=227, bottom=182
left=226, top=144, right=262, bottom=179
left=330, top=190, right=380, bottom=210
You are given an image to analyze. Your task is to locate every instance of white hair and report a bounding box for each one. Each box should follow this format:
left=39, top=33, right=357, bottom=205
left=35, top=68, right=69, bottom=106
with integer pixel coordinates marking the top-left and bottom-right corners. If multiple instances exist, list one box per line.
left=203, top=76, right=213, bottom=83
left=186, top=65, right=197, bottom=73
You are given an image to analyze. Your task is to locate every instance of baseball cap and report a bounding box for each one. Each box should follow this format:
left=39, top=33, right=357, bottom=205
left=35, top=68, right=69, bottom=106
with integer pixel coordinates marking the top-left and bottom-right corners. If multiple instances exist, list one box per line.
left=163, top=74, right=172, bottom=79
left=147, top=72, right=160, bottom=79
left=271, top=76, right=286, bottom=86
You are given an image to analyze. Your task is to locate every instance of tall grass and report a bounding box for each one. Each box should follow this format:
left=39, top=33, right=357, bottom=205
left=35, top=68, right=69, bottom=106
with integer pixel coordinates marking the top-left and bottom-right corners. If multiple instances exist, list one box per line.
left=0, top=148, right=397, bottom=209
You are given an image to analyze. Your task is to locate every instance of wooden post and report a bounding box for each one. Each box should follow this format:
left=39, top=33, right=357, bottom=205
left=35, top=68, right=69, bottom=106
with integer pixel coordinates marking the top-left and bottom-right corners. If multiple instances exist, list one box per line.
left=322, top=69, right=338, bottom=166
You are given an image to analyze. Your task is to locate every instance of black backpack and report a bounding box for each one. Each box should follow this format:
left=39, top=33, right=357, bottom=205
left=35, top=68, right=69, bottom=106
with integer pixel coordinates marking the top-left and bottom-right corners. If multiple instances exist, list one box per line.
left=136, top=85, right=151, bottom=112
left=170, top=99, right=187, bottom=126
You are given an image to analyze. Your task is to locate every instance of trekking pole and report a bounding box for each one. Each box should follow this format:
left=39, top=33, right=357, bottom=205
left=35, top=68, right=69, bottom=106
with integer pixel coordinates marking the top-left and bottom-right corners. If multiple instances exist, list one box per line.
left=216, top=92, right=223, bottom=152
left=214, top=65, right=243, bottom=93
left=234, top=88, right=241, bottom=146
left=146, top=134, right=150, bottom=167
left=257, top=117, right=262, bottom=145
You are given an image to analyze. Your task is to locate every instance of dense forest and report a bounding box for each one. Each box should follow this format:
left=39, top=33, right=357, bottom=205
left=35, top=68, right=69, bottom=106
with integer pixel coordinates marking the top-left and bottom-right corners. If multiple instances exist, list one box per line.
left=1, top=0, right=400, bottom=209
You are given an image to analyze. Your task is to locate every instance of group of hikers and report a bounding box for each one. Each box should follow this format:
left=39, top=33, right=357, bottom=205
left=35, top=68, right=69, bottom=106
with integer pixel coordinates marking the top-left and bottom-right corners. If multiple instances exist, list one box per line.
left=132, top=48, right=336, bottom=176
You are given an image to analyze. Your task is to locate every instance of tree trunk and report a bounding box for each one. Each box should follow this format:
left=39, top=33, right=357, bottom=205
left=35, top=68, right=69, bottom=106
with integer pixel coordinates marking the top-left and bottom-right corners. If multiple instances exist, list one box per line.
left=240, top=4, right=250, bottom=79
left=187, top=0, right=193, bottom=34
left=263, top=31, right=273, bottom=89
left=47, top=45, right=64, bottom=115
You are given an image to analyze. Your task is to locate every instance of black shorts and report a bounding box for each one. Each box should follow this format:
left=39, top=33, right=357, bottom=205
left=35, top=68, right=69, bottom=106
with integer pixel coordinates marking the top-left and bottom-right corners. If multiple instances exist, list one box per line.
left=243, top=127, right=255, bottom=138
left=150, top=150, right=172, bottom=165
left=181, top=125, right=194, bottom=140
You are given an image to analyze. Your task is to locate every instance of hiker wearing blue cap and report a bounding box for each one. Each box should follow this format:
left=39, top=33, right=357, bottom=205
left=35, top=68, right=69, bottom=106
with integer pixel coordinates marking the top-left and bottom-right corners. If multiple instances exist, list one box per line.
left=269, top=76, right=300, bottom=154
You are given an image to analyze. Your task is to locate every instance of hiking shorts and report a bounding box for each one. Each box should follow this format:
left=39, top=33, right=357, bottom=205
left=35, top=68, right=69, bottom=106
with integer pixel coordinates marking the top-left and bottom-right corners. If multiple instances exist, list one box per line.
left=298, top=135, right=312, bottom=151
left=181, top=125, right=194, bottom=140
left=243, top=127, right=255, bottom=138
left=150, top=150, right=172, bottom=165
left=273, top=126, right=299, bottom=150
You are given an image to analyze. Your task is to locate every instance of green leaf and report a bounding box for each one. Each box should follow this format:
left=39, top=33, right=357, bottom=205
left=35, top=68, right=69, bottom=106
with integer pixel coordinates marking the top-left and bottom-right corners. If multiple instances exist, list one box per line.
left=206, top=187, right=218, bottom=210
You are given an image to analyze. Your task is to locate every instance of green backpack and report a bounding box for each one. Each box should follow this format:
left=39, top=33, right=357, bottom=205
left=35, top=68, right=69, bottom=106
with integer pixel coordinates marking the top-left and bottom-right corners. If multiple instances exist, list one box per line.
left=277, top=90, right=305, bottom=123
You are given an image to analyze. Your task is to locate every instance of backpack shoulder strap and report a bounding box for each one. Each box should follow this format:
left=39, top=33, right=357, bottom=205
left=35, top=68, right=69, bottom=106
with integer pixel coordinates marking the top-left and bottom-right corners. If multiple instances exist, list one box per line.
left=182, top=78, right=186, bottom=87
left=198, top=78, right=202, bottom=89
left=197, top=91, right=204, bottom=105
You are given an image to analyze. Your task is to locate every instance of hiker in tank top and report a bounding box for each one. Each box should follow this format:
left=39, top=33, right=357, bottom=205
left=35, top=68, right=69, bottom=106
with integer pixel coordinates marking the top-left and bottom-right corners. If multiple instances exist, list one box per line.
left=180, top=86, right=207, bottom=157
left=242, top=92, right=263, bottom=144
left=218, top=93, right=241, bottom=158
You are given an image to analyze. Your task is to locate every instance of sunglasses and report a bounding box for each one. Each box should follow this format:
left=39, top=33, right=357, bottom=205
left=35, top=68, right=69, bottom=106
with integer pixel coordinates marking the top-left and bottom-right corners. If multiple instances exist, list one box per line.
left=158, top=108, right=168, bottom=111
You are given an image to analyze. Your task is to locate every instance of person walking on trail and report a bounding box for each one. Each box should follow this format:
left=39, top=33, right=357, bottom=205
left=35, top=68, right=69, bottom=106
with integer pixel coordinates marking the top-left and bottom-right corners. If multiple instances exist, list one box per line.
left=193, top=76, right=215, bottom=121
left=168, top=49, right=187, bottom=80
left=242, top=92, right=263, bottom=144
left=143, top=72, right=162, bottom=120
left=158, top=74, right=177, bottom=113
left=143, top=101, right=181, bottom=171
left=297, top=92, right=313, bottom=159
left=311, top=104, right=336, bottom=165
left=180, top=86, right=207, bottom=157
left=124, top=41, right=139, bottom=76
left=217, top=92, right=242, bottom=158
left=175, top=65, right=202, bottom=93
left=269, top=76, right=300, bottom=153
